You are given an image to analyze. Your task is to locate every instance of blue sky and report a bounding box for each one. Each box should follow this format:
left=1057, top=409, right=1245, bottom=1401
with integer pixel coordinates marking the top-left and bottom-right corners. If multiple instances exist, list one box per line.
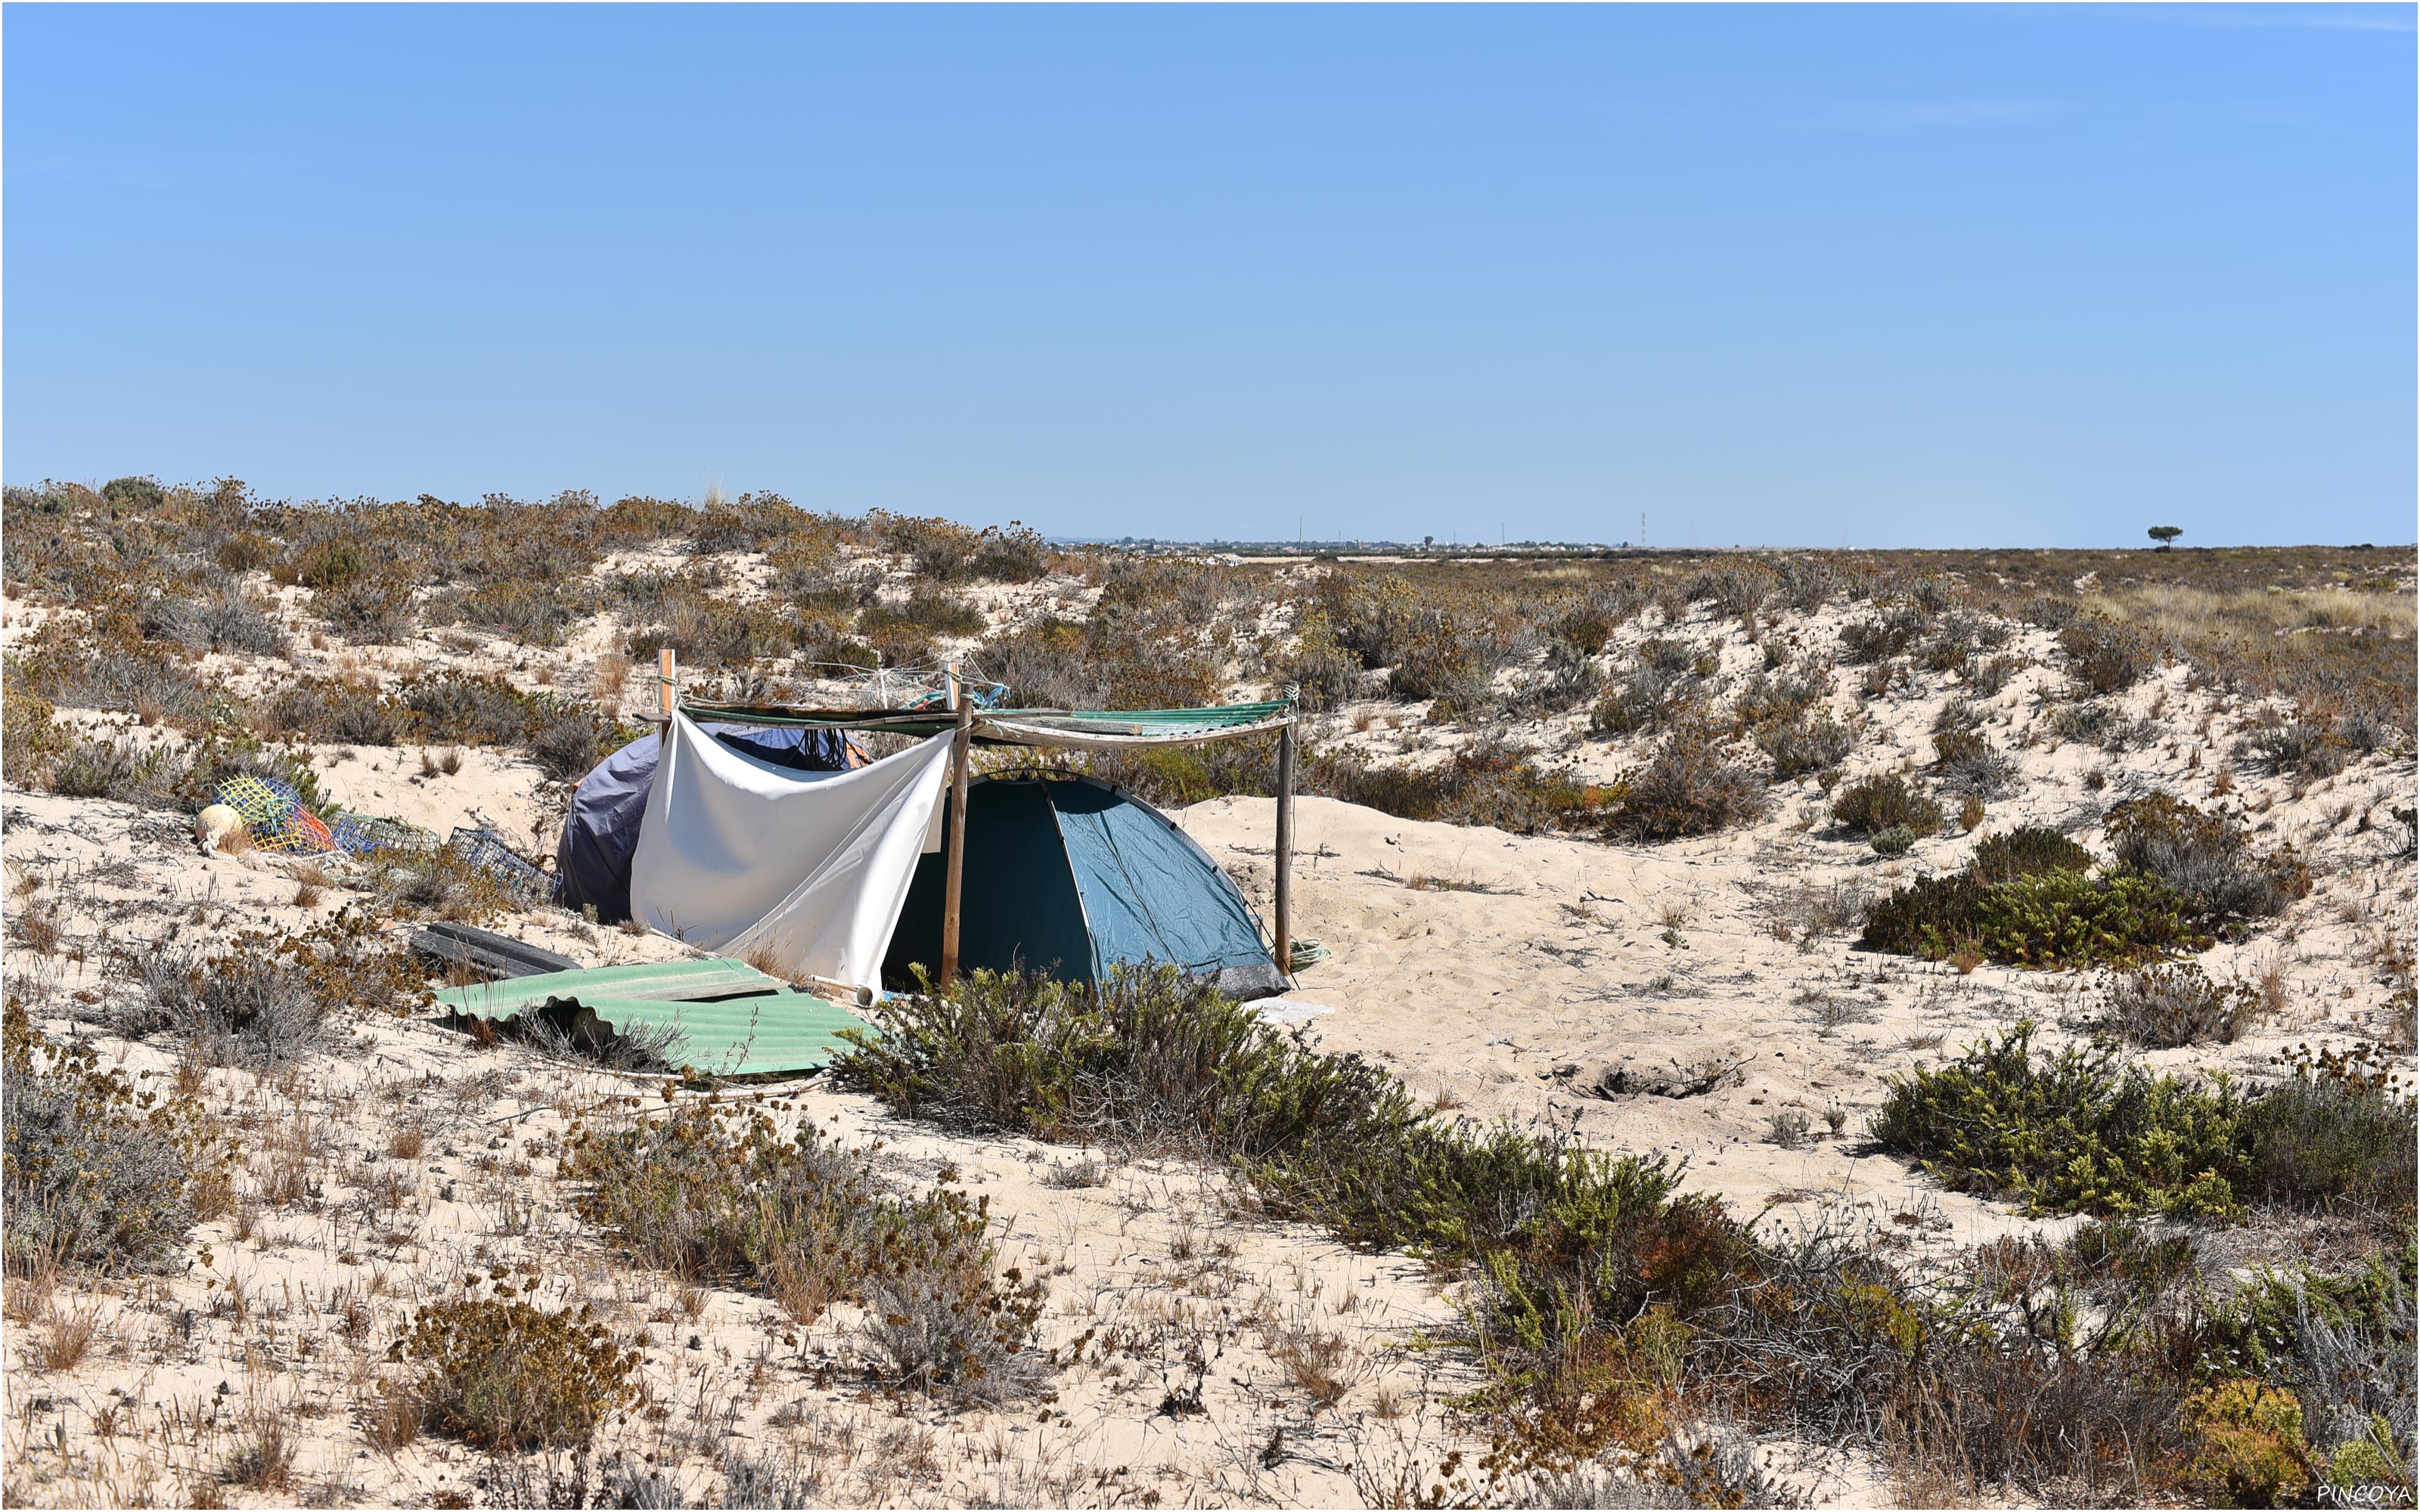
left=6, top=4, right=2412, bottom=547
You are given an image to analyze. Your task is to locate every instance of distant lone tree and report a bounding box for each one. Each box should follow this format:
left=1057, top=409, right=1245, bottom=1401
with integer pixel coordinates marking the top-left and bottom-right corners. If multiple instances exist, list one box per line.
left=2148, top=525, right=2183, bottom=550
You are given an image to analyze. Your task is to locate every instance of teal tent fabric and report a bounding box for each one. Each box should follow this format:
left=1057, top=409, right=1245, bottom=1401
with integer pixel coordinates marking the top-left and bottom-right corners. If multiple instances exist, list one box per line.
left=678, top=699, right=1292, bottom=750
left=881, top=774, right=1286, bottom=1000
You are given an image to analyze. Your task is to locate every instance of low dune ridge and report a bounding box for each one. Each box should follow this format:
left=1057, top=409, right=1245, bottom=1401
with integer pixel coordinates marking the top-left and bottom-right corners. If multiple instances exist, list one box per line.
left=3, top=482, right=2412, bottom=1507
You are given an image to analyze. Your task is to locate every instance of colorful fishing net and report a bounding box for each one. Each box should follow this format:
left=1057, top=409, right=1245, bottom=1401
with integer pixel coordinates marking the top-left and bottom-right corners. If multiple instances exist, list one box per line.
left=214, top=774, right=336, bottom=854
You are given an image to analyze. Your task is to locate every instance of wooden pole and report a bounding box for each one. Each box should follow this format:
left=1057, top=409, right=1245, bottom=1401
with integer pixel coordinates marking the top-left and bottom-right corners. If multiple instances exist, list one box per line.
left=1273, top=696, right=1296, bottom=977
left=656, top=648, right=678, bottom=735
left=939, top=667, right=973, bottom=990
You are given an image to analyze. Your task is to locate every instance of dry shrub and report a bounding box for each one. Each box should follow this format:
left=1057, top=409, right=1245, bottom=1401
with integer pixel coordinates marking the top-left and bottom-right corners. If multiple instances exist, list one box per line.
left=318, top=578, right=418, bottom=643
left=390, top=1284, right=638, bottom=1452
left=439, top=579, right=591, bottom=646
left=1931, top=727, right=2016, bottom=798
left=2104, top=792, right=2311, bottom=923
left=1305, top=738, right=1594, bottom=835
left=140, top=583, right=290, bottom=657
left=3, top=1006, right=203, bottom=1274
left=48, top=736, right=195, bottom=809
left=1591, top=664, right=1700, bottom=737
left=399, top=671, right=532, bottom=745
left=2101, top=962, right=2263, bottom=1048
left=2059, top=615, right=2158, bottom=693
left=267, top=677, right=406, bottom=745
left=132, top=942, right=337, bottom=1070
left=1831, top=774, right=1941, bottom=835
left=123, top=916, right=424, bottom=1066
left=1838, top=603, right=1928, bottom=664
left=529, top=715, right=603, bottom=783
left=369, top=844, right=517, bottom=923
left=565, top=1101, right=1047, bottom=1402
left=1611, top=727, right=1766, bottom=841
left=1757, top=713, right=1851, bottom=779
left=2240, top=717, right=2353, bottom=779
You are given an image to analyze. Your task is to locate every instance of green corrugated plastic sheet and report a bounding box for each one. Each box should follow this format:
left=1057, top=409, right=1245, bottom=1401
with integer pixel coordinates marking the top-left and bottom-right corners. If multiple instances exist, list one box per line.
left=434, top=959, right=872, bottom=1076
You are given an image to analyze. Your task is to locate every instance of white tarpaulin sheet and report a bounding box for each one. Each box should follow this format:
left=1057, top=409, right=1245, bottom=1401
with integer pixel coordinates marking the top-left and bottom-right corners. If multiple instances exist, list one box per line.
left=630, top=712, right=954, bottom=993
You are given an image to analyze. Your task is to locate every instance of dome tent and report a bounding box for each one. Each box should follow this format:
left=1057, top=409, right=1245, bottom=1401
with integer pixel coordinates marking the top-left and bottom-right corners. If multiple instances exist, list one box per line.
left=882, top=772, right=1289, bottom=1001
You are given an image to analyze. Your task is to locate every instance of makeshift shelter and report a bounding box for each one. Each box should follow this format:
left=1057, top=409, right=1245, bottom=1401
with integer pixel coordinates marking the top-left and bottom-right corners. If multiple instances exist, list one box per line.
left=882, top=773, right=1288, bottom=999
left=603, top=665, right=1302, bottom=1005
left=557, top=722, right=864, bottom=924
left=628, top=717, right=957, bottom=995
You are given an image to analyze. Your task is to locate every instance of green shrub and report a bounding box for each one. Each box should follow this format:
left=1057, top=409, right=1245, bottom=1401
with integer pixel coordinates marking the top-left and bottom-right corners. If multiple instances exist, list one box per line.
left=1863, top=863, right=2200, bottom=969
left=1869, top=825, right=1916, bottom=857
left=1832, top=774, right=1943, bottom=835
left=289, top=538, right=369, bottom=590
left=861, top=589, right=985, bottom=643
left=2, top=1007, right=203, bottom=1273
left=838, top=966, right=1761, bottom=1362
left=1, top=677, right=67, bottom=785
left=1876, top=1028, right=2412, bottom=1227
left=1969, top=869, right=2203, bottom=968
left=1869, top=1024, right=2247, bottom=1219
left=2198, top=1243, right=2415, bottom=1385
left=1859, top=872, right=1987, bottom=959
left=2322, top=1418, right=2411, bottom=1498
left=2180, top=1379, right=2311, bottom=1507
left=390, top=1287, right=638, bottom=1452
left=1970, top=826, right=2093, bottom=884
left=101, top=475, right=166, bottom=510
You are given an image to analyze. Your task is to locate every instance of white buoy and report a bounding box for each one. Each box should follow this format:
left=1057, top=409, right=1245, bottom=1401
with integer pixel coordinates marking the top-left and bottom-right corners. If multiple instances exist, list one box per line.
left=194, top=804, right=248, bottom=854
